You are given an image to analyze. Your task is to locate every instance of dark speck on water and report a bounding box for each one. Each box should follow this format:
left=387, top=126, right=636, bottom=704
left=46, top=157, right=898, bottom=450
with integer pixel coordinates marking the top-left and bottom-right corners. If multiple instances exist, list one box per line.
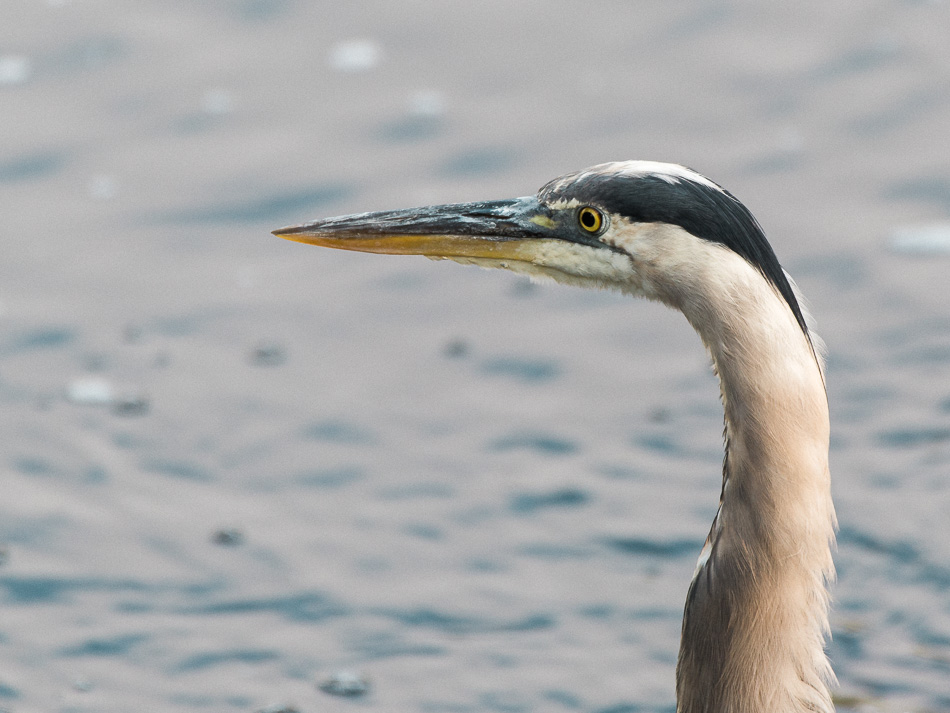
left=637, top=433, right=678, bottom=454
left=0, top=576, right=147, bottom=604
left=112, top=391, right=149, bottom=416
left=440, top=147, right=515, bottom=177
left=60, top=633, right=147, bottom=658
left=377, top=115, right=444, bottom=143
left=182, top=591, right=348, bottom=622
left=877, top=426, right=950, bottom=448
left=510, top=488, right=589, bottom=514
left=1, top=327, right=74, bottom=356
left=837, top=526, right=920, bottom=564
left=481, top=356, right=558, bottom=382
left=210, top=528, right=244, bottom=547
left=55, top=34, right=126, bottom=72
left=594, top=703, right=648, bottom=713
left=442, top=338, right=470, bottom=358
left=301, top=420, right=375, bottom=444
left=249, top=341, right=286, bottom=367
left=606, top=537, right=698, bottom=559
left=143, top=459, right=213, bottom=482
left=294, top=465, right=364, bottom=488
left=14, top=456, right=55, bottom=477
left=0, top=150, right=65, bottom=183
left=519, top=542, right=591, bottom=560
left=0, top=682, right=18, bottom=700
left=491, top=433, right=577, bottom=455
left=234, top=0, right=291, bottom=21
left=885, top=175, right=950, bottom=211
left=382, top=607, right=554, bottom=635
left=172, top=648, right=279, bottom=674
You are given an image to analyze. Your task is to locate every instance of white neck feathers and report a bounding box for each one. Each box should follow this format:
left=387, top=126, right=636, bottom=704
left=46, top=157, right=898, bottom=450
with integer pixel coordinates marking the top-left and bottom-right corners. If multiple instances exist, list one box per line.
left=619, top=224, right=835, bottom=713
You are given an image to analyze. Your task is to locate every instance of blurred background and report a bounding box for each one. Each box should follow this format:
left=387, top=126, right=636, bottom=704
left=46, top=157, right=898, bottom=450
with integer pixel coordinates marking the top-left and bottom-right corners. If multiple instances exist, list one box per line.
left=2, top=1, right=949, bottom=711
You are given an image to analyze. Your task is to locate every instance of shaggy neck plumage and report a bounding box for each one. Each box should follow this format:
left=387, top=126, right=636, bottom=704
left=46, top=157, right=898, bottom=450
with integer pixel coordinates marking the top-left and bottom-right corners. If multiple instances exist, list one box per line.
left=670, top=250, right=836, bottom=713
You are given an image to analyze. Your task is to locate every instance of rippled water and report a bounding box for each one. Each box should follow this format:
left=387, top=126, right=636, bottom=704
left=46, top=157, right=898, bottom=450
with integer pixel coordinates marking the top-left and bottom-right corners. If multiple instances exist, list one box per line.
left=2, top=2, right=950, bottom=712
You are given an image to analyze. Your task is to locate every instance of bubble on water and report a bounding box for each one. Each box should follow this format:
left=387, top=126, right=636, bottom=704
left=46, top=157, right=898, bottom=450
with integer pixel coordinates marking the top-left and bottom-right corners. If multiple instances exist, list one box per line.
left=408, top=89, right=446, bottom=118
left=88, top=174, right=118, bottom=200
left=0, top=56, right=31, bottom=85
left=318, top=670, right=370, bottom=697
left=202, top=87, right=234, bottom=116
left=66, top=377, right=115, bottom=406
left=71, top=676, right=93, bottom=692
left=328, top=40, right=381, bottom=72
left=889, top=223, right=950, bottom=255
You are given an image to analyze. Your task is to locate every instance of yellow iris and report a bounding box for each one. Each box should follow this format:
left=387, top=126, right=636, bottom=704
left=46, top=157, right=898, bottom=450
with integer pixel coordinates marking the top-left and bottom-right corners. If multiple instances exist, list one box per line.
left=577, top=206, right=604, bottom=234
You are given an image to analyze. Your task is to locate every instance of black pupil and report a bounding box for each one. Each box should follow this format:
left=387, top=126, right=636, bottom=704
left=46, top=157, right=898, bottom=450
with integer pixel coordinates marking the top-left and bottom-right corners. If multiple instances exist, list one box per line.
left=581, top=210, right=597, bottom=229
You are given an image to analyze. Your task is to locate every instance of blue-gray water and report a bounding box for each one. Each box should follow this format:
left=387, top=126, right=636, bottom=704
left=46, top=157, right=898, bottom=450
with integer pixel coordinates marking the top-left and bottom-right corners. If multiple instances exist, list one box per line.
left=2, top=2, right=949, bottom=711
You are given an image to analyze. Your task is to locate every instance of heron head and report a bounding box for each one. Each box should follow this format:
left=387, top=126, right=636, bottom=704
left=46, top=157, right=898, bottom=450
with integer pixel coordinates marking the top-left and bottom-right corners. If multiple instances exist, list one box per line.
left=273, top=161, right=806, bottom=333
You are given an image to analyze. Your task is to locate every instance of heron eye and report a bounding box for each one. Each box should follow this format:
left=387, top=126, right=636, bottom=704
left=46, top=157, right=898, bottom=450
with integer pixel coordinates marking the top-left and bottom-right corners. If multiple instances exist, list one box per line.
left=577, top=206, right=604, bottom=234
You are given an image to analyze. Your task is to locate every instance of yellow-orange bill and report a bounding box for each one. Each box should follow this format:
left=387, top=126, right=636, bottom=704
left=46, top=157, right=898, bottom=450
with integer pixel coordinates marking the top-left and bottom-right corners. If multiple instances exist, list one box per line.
left=271, top=229, right=541, bottom=261
left=271, top=196, right=561, bottom=261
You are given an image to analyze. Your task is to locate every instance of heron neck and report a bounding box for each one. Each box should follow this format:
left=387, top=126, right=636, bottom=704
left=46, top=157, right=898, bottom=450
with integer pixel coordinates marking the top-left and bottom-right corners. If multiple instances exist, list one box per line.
left=672, top=265, right=835, bottom=713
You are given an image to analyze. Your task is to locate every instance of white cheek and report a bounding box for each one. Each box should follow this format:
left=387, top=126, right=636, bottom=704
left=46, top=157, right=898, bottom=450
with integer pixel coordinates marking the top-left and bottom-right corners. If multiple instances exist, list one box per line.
left=439, top=240, right=637, bottom=292
left=532, top=241, right=632, bottom=281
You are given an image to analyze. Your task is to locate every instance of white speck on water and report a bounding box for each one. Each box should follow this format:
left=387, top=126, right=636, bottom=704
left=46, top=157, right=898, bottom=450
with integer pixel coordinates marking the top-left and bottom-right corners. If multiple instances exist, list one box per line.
left=889, top=223, right=950, bottom=255
left=72, top=675, right=93, bottom=692
left=0, top=55, right=31, bottom=86
left=408, top=89, right=446, bottom=117
left=88, top=174, right=118, bottom=200
left=202, top=87, right=233, bottom=116
left=318, top=670, right=370, bottom=697
left=328, top=40, right=381, bottom=72
left=66, top=377, right=115, bottom=406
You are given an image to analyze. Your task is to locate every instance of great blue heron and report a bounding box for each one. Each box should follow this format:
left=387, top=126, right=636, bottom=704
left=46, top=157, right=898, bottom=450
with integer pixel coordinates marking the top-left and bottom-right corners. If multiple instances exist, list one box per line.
left=273, top=161, right=836, bottom=713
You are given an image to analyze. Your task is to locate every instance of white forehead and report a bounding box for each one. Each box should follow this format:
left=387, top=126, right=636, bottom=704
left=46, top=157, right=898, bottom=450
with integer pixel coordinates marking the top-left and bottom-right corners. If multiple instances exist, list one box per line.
left=576, top=160, right=724, bottom=193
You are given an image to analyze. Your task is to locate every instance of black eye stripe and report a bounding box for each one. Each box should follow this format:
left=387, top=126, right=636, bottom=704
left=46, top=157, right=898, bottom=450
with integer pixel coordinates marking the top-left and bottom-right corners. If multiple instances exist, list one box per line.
left=539, top=170, right=809, bottom=338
